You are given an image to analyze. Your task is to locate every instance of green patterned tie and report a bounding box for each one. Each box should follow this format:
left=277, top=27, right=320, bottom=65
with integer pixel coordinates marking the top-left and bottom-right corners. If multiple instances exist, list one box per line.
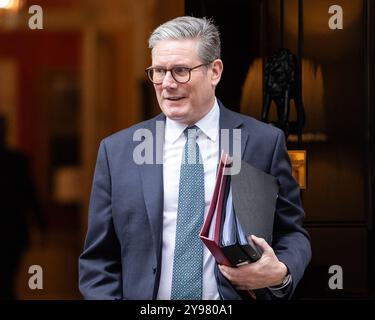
left=171, top=125, right=205, bottom=300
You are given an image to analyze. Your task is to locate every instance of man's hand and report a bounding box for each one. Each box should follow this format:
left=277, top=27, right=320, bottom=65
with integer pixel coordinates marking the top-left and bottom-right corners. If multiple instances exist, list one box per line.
left=218, top=235, right=288, bottom=290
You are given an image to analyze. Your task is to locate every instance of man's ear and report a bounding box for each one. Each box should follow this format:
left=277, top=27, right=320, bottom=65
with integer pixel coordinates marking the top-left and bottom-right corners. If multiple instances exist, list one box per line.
left=211, top=59, right=223, bottom=86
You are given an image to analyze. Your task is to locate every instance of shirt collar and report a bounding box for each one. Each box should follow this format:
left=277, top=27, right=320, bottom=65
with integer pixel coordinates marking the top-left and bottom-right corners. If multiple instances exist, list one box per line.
left=165, top=98, right=220, bottom=144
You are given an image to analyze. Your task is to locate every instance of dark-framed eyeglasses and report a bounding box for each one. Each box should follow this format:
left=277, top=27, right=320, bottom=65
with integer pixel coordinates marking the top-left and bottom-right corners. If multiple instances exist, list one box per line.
left=145, top=62, right=212, bottom=84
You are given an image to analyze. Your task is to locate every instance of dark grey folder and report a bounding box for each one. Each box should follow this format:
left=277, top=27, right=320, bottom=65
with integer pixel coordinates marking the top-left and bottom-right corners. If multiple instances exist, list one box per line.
left=220, top=180, right=252, bottom=265
left=220, top=161, right=279, bottom=266
left=231, top=158, right=279, bottom=245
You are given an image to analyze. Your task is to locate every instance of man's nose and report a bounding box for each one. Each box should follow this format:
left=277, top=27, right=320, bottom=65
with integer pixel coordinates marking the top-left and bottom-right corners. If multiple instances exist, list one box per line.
left=162, top=71, right=177, bottom=89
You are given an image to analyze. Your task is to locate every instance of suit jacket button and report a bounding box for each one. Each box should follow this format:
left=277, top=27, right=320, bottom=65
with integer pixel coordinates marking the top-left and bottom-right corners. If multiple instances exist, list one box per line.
left=152, top=267, right=157, bottom=274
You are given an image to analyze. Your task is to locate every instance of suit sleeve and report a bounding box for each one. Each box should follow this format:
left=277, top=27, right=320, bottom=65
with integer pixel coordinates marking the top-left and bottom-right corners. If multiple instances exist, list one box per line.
left=269, top=131, right=312, bottom=298
left=79, top=140, right=122, bottom=299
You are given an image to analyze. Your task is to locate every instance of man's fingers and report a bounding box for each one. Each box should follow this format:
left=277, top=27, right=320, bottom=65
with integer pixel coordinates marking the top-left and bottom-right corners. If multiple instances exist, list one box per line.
left=218, top=265, right=234, bottom=281
left=250, top=235, right=272, bottom=254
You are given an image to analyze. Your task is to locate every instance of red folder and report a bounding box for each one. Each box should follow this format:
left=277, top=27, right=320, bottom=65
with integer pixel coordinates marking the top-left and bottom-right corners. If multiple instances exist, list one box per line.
left=199, top=152, right=256, bottom=300
left=199, top=152, right=232, bottom=266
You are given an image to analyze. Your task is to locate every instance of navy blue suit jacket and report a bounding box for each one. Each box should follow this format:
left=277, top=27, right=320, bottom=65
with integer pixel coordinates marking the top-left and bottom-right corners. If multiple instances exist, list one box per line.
left=79, top=101, right=311, bottom=299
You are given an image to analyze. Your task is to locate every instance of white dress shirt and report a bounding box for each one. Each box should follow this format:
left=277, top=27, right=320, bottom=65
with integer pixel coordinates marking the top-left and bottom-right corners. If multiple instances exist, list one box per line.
left=157, top=99, right=220, bottom=300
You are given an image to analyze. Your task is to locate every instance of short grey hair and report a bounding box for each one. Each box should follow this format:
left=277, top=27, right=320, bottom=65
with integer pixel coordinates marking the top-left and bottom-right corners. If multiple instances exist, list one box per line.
left=148, top=16, right=221, bottom=64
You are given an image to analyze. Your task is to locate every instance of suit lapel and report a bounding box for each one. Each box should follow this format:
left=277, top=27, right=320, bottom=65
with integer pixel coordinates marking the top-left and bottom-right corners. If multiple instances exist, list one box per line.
left=217, top=101, right=251, bottom=299
left=139, top=114, right=165, bottom=264
left=218, top=100, right=249, bottom=158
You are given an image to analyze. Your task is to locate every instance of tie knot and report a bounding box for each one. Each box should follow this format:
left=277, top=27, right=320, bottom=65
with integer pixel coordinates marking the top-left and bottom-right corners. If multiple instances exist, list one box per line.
left=184, top=125, right=200, bottom=141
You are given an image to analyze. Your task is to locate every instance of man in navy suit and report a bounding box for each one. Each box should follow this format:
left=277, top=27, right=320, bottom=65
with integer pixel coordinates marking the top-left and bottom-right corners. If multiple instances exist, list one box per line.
left=79, top=16, right=311, bottom=300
